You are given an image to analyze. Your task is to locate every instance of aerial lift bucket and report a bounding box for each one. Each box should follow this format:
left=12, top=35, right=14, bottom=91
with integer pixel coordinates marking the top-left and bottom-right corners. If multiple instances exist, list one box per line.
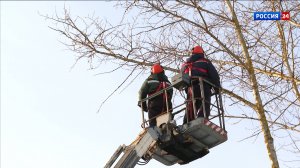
left=104, top=74, right=227, bottom=167
left=151, top=115, right=227, bottom=165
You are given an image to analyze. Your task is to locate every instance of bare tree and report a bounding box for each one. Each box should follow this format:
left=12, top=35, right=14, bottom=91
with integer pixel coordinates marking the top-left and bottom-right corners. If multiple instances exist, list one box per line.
left=45, top=1, right=300, bottom=167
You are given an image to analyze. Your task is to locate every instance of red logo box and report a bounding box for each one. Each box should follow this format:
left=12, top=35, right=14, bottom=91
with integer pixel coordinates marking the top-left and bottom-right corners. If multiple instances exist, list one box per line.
left=281, top=12, right=290, bottom=20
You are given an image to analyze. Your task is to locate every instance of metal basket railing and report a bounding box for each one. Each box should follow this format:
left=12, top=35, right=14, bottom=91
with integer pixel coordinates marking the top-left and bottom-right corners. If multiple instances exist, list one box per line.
left=138, top=76, right=225, bottom=130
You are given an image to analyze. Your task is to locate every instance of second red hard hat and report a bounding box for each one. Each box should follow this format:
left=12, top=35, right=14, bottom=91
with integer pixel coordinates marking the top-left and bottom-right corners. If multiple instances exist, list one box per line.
left=192, top=45, right=204, bottom=54
left=151, top=64, right=164, bottom=74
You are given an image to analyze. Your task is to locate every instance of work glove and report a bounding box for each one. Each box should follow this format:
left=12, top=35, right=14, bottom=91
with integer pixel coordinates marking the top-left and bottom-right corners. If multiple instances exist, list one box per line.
left=138, top=101, right=148, bottom=112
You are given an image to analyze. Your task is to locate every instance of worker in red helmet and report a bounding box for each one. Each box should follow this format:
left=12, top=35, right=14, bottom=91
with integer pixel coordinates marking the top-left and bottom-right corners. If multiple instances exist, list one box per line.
left=138, top=64, right=173, bottom=127
left=181, top=45, right=220, bottom=123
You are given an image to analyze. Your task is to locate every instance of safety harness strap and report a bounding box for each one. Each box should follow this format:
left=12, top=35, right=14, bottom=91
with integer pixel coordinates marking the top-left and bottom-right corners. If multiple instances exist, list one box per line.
left=148, top=82, right=164, bottom=96
left=148, top=81, right=170, bottom=112
left=182, top=58, right=209, bottom=75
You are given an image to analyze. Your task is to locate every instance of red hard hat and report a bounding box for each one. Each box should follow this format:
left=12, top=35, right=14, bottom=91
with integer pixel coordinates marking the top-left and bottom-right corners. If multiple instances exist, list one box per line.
left=192, top=45, right=204, bottom=54
left=151, top=64, right=164, bottom=74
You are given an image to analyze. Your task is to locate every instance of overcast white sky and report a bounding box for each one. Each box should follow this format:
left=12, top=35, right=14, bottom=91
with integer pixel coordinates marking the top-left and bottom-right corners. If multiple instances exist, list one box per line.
left=1, top=1, right=279, bottom=168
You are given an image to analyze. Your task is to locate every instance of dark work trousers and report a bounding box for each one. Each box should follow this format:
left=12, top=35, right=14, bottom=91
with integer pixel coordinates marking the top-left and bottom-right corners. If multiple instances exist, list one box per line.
left=148, top=95, right=172, bottom=127
left=184, top=82, right=211, bottom=124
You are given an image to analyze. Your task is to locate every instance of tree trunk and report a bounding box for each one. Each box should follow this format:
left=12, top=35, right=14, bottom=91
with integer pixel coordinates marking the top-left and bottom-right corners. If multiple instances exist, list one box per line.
left=225, top=1, right=280, bottom=168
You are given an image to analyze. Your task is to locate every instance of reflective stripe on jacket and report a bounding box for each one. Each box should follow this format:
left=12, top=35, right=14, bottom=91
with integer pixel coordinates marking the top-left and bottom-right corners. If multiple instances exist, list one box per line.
left=139, top=73, right=173, bottom=101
